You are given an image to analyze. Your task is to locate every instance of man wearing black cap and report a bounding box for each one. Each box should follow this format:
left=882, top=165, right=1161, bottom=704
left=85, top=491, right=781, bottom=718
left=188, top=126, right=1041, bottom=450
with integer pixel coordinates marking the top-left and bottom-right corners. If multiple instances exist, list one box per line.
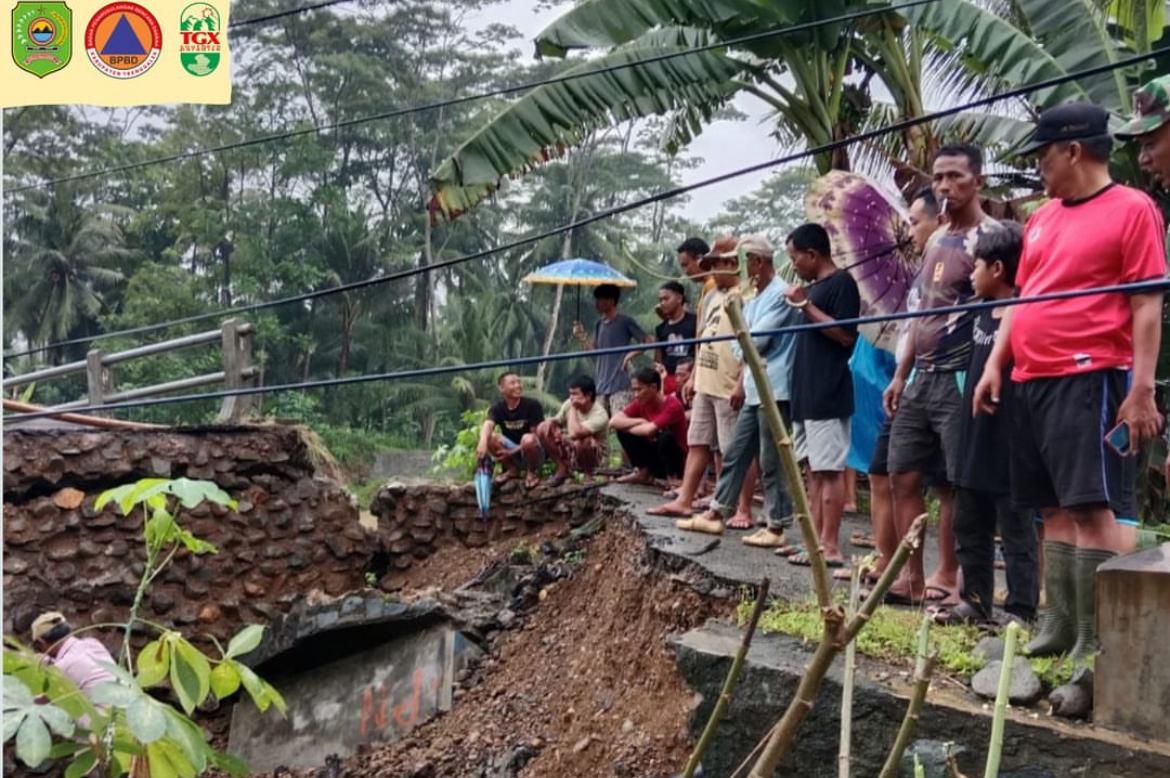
left=973, top=102, right=1167, bottom=660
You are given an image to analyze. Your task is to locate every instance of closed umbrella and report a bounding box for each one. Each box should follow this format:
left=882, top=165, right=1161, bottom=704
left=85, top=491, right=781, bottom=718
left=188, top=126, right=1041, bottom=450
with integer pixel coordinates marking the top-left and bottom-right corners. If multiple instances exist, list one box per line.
left=474, top=455, right=494, bottom=520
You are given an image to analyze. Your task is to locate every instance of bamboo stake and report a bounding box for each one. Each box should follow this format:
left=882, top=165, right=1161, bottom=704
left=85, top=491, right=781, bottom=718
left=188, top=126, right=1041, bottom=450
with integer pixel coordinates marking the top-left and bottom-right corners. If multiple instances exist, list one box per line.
left=682, top=577, right=771, bottom=778
left=725, top=296, right=830, bottom=609
left=838, top=562, right=863, bottom=778
left=878, top=615, right=939, bottom=778
left=3, top=398, right=163, bottom=429
left=748, top=512, right=926, bottom=777
left=984, top=621, right=1020, bottom=778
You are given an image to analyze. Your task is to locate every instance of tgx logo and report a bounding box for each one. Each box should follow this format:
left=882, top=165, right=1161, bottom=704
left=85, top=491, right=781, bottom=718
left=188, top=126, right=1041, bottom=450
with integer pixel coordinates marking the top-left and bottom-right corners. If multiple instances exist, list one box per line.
left=181, top=31, right=220, bottom=45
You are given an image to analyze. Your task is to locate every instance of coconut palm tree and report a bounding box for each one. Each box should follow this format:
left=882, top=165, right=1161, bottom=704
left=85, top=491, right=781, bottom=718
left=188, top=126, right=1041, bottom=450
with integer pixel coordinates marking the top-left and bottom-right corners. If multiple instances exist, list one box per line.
left=6, top=192, right=131, bottom=357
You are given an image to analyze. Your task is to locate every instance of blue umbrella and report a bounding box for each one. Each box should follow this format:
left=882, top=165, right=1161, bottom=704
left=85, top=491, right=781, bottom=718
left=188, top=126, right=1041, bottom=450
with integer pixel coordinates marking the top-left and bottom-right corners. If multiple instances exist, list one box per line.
left=474, top=455, right=494, bottom=520
left=523, top=258, right=637, bottom=320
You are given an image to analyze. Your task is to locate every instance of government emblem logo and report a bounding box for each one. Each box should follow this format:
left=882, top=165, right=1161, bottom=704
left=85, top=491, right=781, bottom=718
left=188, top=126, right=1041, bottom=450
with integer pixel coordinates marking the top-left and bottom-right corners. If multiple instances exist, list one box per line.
left=179, top=2, right=221, bottom=76
left=11, top=2, right=72, bottom=78
left=85, top=1, right=161, bottom=79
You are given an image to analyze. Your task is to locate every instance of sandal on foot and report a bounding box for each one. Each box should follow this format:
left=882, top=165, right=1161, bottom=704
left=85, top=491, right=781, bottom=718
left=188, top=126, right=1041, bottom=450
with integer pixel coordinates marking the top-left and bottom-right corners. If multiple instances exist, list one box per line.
left=849, top=531, right=876, bottom=549
left=676, top=515, right=724, bottom=535
left=930, top=600, right=990, bottom=626
left=788, top=552, right=845, bottom=568
left=647, top=504, right=693, bottom=518
left=773, top=543, right=804, bottom=557
left=725, top=514, right=754, bottom=530
left=742, top=529, right=788, bottom=548
left=924, top=585, right=959, bottom=607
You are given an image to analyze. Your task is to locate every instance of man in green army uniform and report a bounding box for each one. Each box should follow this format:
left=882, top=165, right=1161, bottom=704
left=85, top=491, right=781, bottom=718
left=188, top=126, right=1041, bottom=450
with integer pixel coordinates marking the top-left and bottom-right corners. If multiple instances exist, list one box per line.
left=1115, top=73, right=1170, bottom=488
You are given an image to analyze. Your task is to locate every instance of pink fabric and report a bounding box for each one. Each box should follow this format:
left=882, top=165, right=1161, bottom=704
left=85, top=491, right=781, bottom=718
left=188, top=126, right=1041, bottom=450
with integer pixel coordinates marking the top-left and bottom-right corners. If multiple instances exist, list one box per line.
left=51, top=636, right=117, bottom=693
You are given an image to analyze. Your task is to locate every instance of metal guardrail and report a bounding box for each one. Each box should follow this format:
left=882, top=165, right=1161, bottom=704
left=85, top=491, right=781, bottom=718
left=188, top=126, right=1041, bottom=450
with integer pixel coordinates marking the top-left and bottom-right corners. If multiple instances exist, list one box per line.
left=3, top=318, right=257, bottom=422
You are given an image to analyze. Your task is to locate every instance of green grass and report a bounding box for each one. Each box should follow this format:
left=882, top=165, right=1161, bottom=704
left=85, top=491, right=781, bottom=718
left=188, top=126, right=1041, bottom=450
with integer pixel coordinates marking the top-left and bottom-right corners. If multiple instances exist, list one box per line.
left=740, top=597, right=1078, bottom=687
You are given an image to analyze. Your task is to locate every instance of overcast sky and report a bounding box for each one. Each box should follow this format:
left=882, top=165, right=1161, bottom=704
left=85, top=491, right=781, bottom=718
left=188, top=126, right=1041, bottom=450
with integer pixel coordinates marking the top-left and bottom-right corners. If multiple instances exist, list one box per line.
left=467, top=0, right=777, bottom=223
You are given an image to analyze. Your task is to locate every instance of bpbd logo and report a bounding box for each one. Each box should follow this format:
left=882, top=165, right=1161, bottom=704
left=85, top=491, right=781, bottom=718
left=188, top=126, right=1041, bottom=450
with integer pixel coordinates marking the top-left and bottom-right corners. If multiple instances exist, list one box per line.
left=11, top=1, right=72, bottom=78
left=85, top=2, right=162, bottom=79
left=179, top=2, right=221, bottom=77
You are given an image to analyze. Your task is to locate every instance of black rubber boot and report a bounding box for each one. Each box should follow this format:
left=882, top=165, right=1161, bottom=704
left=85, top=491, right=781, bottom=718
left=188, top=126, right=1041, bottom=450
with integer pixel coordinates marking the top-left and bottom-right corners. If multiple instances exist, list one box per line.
left=1025, top=541, right=1077, bottom=657
left=1069, top=547, right=1116, bottom=662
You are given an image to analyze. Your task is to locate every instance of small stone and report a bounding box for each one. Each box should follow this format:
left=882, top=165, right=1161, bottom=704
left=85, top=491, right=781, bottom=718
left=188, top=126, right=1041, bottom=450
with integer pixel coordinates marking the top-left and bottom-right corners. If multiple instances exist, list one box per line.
left=621, top=718, right=634, bottom=734
left=973, top=636, right=1006, bottom=663
left=971, top=657, right=1042, bottom=705
left=150, top=592, right=175, bottom=614
left=1049, top=668, right=1093, bottom=720
left=244, top=580, right=265, bottom=597
left=104, top=539, right=130, bottom=558
left=52, top=487, right=85, bottom=510
left=198, top=604, right=222, bottom=623
left=572, top=736, right=593, bottom=754
left=496, top=609, right=516, bottom=628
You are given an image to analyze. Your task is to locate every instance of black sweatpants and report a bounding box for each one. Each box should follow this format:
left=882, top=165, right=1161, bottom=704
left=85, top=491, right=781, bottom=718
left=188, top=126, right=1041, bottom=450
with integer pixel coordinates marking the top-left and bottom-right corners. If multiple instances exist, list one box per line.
left=955, top=487, right=1039, bottom=620
left=617, top=429, right=686, bottom=479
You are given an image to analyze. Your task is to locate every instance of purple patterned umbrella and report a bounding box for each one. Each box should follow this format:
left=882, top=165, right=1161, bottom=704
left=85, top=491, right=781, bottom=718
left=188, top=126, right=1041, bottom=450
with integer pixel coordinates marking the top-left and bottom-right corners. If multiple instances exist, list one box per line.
left=805, top=171, right=921, bottom=352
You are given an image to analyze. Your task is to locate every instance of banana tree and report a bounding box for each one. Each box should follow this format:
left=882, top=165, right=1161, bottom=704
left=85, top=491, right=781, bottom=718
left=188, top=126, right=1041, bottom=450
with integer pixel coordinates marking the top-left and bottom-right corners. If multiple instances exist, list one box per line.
left=430, top=0, right=882, bottom=220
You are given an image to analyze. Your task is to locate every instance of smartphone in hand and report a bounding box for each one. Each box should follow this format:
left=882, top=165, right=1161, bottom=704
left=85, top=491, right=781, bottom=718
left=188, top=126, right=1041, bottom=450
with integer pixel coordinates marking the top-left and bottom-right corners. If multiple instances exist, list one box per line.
left=1104, top=422, right=1133, bottom=457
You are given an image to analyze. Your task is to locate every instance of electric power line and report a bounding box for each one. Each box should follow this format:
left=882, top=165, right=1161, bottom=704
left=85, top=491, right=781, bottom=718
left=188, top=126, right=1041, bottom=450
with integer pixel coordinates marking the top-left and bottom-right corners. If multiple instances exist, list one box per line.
left=7, top=277, right=1168, bottom=421
left=230, top=0, right=363, bottom=28
left=6, top=43, right=1162, bottom=365
left=5, top=0, right=937, bottom=195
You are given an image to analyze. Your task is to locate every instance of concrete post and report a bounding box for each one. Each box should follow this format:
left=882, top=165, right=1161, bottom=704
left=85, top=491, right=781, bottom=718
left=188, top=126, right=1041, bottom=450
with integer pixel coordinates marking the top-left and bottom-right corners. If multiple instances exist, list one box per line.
left=217, top=319, right=256, bottom=423
left=85, top=349, right=108, bottom=413
left=1094, top=544, right=1170, bottom=742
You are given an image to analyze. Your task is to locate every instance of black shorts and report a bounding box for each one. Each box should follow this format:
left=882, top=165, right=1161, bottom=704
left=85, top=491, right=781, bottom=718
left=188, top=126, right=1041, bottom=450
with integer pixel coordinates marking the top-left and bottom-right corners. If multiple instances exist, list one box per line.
left=886, top=371, right=963, bottom=484
left=1010, top=370, right=1137, bottom=519
left=870, top=415, right=948, bottom=487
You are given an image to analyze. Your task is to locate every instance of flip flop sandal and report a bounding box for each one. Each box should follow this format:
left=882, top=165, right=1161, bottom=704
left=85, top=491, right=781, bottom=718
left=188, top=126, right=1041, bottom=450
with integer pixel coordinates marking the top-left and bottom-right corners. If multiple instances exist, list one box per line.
left=773, top=544, right=804, bottom=557
left=661, top=489, right=680, bottom=499
left=741, top=529, right=787, bottom=548
left=646, top=504, right=693, bottom=518
left=882, top=590, right=926, bottom=607
left=849, top=531, right=876, bottom=549
left=930, top=600, right=991, bottom=626
left=675, top=516, right=724, bottom=535
left=725, top=515, right=754, bottom=530
left=923, top=585, right=959, bottom=606
left=788, top=552, right=844, bottom=568
left=832, top=566, right=861, bottom=581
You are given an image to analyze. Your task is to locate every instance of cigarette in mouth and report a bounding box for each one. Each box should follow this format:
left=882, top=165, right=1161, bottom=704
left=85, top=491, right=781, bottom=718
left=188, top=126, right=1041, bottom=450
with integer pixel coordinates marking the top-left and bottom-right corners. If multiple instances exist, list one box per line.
left=939, top=197, right=949, bottom=216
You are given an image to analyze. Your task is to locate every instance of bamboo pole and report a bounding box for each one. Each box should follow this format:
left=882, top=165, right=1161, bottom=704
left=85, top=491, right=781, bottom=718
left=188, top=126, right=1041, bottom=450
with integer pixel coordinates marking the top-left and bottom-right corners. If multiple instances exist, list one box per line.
left=837, top=564, right=863, bottom=778
left=3, top=398, right=163, bottom=429
left=984, top=621, right=1020, bottom=778
left=748, top=512, right=925, bottom=777
left=878, top=615, right=939, bottom=778
left=725, top=296, right=830, bottom=609
left=682, top=577, right=771, bottom=778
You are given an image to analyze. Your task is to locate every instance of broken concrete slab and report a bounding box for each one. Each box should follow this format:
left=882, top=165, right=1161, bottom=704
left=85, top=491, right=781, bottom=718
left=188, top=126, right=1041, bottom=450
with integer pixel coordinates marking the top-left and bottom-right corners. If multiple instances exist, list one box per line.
left=671, top=621, right=1170, bottom=778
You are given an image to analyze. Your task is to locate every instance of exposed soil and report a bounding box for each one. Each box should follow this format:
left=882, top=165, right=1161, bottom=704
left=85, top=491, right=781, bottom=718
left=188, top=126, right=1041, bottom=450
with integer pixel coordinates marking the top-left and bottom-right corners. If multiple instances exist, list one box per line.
left=381, top=519, right=570, bottom=592
left=271, top=516, right=729, bottom=777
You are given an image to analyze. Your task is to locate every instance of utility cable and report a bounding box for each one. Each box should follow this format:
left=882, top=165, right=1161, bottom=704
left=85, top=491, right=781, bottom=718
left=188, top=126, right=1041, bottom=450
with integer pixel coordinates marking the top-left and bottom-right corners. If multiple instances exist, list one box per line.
left=230, top=0, right=363, bottom=28
left=7, top=277, right=1167, bottom=421
left=4, top=44, right=1164, bottom=363
left=5, top=0, right=938, bottom=195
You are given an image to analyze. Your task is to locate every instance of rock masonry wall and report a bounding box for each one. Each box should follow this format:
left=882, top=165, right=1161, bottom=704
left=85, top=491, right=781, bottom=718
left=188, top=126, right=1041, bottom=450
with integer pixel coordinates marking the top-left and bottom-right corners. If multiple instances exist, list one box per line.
left=2, top=426, right=370, bottom=643
left=368, top=479, right=600, bottom=572
left=3, top=426, right=603, bottom=644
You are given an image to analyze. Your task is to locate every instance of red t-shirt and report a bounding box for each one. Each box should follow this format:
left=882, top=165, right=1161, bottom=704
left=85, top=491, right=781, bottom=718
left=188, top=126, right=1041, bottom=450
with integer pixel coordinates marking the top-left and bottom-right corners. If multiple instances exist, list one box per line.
left=622, top=395, right=689, bottom=452
left=1011, top=185, right=1166, bottom=381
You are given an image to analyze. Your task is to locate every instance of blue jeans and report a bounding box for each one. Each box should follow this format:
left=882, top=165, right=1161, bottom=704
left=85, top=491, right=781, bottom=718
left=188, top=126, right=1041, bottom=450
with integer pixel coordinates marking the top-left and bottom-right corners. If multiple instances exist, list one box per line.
left=710, top=402, right=793, bottom=530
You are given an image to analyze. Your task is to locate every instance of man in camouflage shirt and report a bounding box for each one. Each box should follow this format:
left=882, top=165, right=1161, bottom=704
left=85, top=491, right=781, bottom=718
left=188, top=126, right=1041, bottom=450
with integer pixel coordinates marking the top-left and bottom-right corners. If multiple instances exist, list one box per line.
left=1116, top=74, right=1170, bottom=488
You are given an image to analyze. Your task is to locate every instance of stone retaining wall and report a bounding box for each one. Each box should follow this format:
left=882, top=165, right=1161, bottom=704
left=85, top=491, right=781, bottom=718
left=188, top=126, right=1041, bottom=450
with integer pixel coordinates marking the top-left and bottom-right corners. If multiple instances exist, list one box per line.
left=2, top=426, right=371, bottom=643
left=368, top=479, right=600, bottom=571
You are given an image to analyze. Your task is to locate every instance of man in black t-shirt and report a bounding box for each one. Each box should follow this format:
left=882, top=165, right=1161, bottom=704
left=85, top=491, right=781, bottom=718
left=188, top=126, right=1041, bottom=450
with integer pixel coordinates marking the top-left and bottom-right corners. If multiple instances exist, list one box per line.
left=476, top=371, right=545, bottom=489
left=941, top=223, right=1038, bottom=625
left=784, top=223, right=861, bottom=569
left=655, top=281, right=698, bottom=383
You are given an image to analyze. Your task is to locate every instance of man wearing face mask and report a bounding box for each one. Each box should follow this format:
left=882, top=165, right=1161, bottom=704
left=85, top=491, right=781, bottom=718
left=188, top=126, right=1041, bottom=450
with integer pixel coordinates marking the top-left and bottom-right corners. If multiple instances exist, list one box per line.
left=973, top=103, right=1166, bottom=660
left=1115, top=74, right=1170, bottom=490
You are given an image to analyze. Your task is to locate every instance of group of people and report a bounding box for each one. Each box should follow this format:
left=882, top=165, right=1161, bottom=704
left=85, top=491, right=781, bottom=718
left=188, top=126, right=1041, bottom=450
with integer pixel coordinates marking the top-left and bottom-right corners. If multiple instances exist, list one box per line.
left=475, top=78, right=1170, bottom=660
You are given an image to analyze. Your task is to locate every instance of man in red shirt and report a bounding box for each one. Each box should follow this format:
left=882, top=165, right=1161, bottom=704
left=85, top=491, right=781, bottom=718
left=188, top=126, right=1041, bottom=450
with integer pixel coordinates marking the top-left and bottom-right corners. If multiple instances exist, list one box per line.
left=974, top=103, right=1166, bottom=660
left=610, top=366, right=688, bottom=483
